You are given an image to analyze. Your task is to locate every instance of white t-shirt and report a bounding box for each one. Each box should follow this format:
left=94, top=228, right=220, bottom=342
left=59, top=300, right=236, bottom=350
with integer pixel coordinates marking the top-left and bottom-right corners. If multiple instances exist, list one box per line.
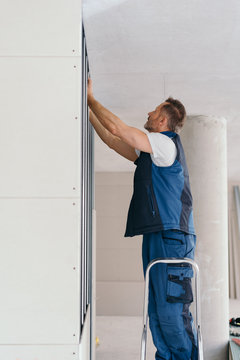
left=135, top=132, right=177, bottom=167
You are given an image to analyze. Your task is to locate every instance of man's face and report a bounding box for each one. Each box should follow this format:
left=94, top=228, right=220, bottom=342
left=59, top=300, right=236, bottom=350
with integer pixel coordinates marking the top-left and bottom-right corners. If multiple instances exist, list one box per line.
left=144, top=102, right=168, bottom=132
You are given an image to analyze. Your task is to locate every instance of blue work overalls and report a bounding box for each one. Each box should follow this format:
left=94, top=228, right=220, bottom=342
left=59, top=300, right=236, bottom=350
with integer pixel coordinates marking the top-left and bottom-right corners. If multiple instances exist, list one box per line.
left=142, top=230, right=198, bottom=360
left=124, top=131, right=198, bottom=359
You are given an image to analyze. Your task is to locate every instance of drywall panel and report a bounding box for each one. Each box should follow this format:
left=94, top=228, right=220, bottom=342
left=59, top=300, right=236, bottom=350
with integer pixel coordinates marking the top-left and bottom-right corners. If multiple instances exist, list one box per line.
left=0, top=345, right=79, bottom=360
left=0, top=198, right=80, bottom=343
left=0, top=57, right=81, bottom=197
left=0, top=0, right=82, bottom=56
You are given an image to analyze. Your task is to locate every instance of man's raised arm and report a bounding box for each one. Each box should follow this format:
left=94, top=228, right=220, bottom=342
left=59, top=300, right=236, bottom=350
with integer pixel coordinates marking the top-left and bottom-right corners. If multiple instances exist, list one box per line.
left=88, top=109, right=138, bottom=162
left=87, top=78, right=152, bottom=154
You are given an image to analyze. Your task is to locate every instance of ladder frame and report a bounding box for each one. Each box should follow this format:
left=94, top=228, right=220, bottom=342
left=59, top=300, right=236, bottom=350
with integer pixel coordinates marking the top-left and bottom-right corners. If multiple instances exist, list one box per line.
left=140, top=257, right=204, bottom=360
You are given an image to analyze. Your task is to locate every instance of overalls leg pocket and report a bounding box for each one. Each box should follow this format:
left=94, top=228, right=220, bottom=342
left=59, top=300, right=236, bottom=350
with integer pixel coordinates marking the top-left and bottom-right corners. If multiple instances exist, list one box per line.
left=162, top=229, right=186, bottom=258
left=166, top=264, right=194, bottom=303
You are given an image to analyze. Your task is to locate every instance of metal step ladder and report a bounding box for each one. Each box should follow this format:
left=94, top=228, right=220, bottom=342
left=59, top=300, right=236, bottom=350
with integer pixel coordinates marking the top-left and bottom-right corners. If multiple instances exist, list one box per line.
left=140, top=257, right=204, bottom=360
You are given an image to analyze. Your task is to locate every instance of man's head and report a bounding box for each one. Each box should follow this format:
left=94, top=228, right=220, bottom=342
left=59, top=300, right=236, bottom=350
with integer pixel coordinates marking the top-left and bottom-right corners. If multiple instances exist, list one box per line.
left=144, top=97, right=186, bottom=133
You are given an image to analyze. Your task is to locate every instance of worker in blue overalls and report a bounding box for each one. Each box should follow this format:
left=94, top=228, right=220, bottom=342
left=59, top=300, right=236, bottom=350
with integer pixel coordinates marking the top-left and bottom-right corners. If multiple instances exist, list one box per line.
left=87, top=77, right=198, bottom=360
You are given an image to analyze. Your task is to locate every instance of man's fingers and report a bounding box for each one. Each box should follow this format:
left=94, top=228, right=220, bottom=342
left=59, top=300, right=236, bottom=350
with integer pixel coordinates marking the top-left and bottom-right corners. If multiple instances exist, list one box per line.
left=87, top=78, right=92, bottom=92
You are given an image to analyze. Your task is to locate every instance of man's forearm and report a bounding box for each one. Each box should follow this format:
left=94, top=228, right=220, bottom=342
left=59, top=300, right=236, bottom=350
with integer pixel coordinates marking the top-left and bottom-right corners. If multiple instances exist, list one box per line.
left=87, top=95, right=125, bottom=136
left=89, top=109, right=114, bottom=147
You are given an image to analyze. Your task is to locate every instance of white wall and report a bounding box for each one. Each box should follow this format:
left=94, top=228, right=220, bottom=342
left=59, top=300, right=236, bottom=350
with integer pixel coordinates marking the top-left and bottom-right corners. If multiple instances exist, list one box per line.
left=0, top=1, right=87, bottom=359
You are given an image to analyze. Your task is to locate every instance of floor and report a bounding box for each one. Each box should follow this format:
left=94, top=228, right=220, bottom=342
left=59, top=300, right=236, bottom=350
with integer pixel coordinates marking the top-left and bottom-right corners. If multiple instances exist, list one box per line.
left=96, top=299, right=240, bottom=360
left=96, top=315, right=155, bottom=360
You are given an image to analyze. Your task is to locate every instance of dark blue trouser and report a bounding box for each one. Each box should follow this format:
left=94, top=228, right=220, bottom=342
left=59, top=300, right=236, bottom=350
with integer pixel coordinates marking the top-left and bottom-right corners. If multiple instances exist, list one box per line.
left=142, top=229, right=198, bottom=360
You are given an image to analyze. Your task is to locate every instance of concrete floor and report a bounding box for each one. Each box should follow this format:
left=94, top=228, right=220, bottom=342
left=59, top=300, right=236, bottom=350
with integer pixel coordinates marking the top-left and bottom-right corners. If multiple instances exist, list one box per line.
left=96, top=315, right=155, bottom=360
left=96, top=299, right=240, bottom=360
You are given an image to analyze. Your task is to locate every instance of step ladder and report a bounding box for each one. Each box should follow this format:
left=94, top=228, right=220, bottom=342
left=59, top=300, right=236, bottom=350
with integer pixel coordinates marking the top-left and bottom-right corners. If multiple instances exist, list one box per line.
left=140, top=257, right=204, bottom=360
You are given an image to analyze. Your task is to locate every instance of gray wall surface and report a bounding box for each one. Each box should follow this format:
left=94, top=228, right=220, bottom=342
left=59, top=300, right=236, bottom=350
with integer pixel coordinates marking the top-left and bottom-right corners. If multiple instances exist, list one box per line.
left=95, top=172, right=144, bottom=316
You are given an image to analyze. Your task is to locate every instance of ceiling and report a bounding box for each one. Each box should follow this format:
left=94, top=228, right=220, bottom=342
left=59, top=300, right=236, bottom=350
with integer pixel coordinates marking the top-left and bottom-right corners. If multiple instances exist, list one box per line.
left=83, top=0, right=240, bottom=180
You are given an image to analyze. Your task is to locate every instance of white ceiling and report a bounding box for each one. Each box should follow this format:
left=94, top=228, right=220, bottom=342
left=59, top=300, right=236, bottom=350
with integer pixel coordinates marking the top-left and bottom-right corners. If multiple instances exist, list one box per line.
left=83, top=0, right=240, bottom=180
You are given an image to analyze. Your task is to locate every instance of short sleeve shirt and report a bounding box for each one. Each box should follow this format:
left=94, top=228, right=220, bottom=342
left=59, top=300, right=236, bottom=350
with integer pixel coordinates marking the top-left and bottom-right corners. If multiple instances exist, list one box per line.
left=135, top=132, right=177, bottom=167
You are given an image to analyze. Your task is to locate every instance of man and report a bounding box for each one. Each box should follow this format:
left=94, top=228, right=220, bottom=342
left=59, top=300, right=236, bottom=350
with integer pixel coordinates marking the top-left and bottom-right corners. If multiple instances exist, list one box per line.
left=87, top=78, right=198, bottom=360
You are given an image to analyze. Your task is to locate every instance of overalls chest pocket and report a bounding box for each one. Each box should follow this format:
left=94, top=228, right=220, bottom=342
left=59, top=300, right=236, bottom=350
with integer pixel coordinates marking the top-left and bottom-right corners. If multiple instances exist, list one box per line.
left=166, top=264, right=194, bottom=303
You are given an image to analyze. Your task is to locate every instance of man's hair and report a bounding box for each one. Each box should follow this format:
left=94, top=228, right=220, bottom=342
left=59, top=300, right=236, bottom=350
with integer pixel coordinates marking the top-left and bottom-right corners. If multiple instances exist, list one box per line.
left=161, top=97, right=186, bottom=133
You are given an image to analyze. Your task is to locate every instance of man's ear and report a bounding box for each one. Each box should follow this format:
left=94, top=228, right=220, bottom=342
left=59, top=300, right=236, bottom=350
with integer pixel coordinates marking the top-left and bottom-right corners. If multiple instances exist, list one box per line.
left=159, top=115, right=167, bottom=123
left=162, top=116, right=168, bottom=126
left=159, top=114, right=164, bottom=122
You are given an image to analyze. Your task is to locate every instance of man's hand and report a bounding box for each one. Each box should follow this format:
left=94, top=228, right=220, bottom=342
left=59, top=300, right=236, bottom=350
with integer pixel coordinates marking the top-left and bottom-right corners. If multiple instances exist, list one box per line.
left=87, top=78, right=94, bottom=104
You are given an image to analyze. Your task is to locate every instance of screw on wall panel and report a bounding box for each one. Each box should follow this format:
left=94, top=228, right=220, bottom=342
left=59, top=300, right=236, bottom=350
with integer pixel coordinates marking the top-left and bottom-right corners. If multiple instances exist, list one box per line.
left=73, top=334, right=76, bottom=336
left=73, top=187, right=76, bottom=190
left=73, top=202, right=75, bottom=205
left=74, top=65, right=77, bottom=68
left=73, top=352, right=76, bottom=355
left=72, top=50, right=75, bottom=52
left=75, top=116, right=78, bottom=119
left=73, top=267, right=76, bottom=270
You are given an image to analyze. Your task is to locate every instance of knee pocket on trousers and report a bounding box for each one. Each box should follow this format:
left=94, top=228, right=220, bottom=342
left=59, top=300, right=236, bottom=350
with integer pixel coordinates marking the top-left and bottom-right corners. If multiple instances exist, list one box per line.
left=166, top=264, right=194, bottom=303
